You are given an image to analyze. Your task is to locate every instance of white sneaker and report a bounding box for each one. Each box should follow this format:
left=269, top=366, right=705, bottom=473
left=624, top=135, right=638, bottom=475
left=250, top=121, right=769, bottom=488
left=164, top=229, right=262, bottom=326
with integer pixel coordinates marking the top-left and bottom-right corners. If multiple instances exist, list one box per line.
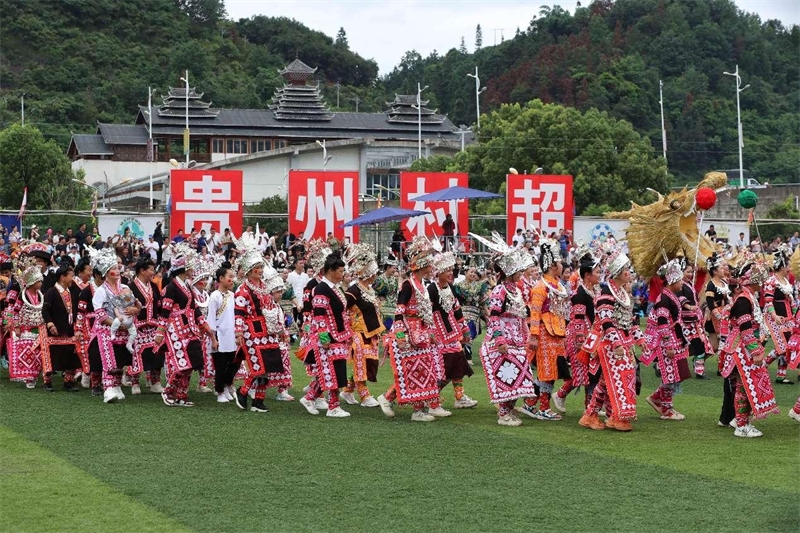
left=25, top=381, right=36, bottom=389
left=103, top=388, right=118, bottom=403
left=81, top=373, right=91, bottom=389
left=161, top=392, right=175, bottom=407
left=196, top=385, right=212, bottom=393
left=428, top=406, right=452, bottom=417
left=299, top=397, right=319, bottom=415
left=131, top=384, right=141, bottom=395
left=360, top=396, right=380, bottom=408
left=536, top=409, right=562, bottom=421
left=789, top=409, right=800, bottom=423
left=224, top=387, right=235, bottom=402
left=339, top=391, right=359, bottom=405
left=729, top=419, right=737, bottom=428
left=553, top=394, right=567, bottom=413
left=149, top=382, right=164, bottom=394
left=377, top=394, right=395, bottom=418
left=498, top=414, right=523, bottom=426
left=326, top=406, right=351, bottom=418
left=411, top=410, right=436, bottom=422
left=660, top=409, right=686, bottom=421
left=216, top=393, right=230, bottom=403
left=314, top=397, right=329, bottom=410
left=275, top=390, right=295, bottom=401
left=516, top=404, right=539, bottom=419
left=734, top=424, right=763, bottom=438
left=114, top=387, right=126, bottom=401
left=121, top=374, right=132, bottom=387
left=454, top=395, right=478, bottom=409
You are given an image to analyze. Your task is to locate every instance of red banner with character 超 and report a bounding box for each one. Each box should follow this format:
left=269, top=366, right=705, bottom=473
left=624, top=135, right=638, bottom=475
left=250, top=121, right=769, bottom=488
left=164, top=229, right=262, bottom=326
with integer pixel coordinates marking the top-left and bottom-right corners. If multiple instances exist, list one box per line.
left=289, top=170, right=359, bottom=243
left=399, top=172, right=469, bottom=238
left=506, top=174, right=573, bottom=238
left=170, top=169, right=243, bottom=236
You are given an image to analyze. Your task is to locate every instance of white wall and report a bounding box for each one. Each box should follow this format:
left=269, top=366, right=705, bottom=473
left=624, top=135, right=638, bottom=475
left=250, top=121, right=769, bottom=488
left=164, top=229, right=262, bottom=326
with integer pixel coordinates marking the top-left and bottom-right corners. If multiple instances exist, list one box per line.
left=72, top=159, right=172, bottom=188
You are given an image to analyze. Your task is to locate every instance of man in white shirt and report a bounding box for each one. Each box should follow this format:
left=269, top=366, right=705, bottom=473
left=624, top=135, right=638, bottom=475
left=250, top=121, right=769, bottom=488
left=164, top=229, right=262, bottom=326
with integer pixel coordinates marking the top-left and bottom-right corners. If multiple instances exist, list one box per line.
left=257, top=228, right=269, bottom=254
left=286, top=259, right=309, bottom=325
left=512, top=228, right=525, bottom=248
left=207, top=228, right=220, bottom=254
left=206, top=267, right=237, bottom=403
left=145, top=235, right=160, bottom=262
left=67, top=245, right=81, bottom=265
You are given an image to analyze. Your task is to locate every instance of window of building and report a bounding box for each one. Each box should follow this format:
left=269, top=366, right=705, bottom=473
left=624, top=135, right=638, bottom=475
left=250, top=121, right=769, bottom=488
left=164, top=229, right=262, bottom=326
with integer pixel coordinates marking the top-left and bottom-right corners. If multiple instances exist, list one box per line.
left=250, top=139, right=272, bottom=153
left=226, top=139, right=248, bottom=155
left=212, top=139, right=225, bottom=153
left=366, top=173, right=400, bottom=200
left=275, top=140, right=287, bottom=149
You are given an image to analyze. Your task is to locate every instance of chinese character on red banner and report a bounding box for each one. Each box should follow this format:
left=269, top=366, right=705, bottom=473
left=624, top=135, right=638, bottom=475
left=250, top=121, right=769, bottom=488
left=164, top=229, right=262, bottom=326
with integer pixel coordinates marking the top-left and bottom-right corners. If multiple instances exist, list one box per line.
left=289, top=170, right=359, bottom=242
left=170, top=170, right=243, bottom=236
left=506, top=174, right=573, bottom=238
left=400, top=172, right=469, bottom=238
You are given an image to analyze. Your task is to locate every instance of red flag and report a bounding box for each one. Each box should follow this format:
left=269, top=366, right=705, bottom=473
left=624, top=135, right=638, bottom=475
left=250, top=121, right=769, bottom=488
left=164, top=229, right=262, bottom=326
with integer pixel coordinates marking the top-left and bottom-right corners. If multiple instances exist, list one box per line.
left=17, top=187, right=27, bottom=219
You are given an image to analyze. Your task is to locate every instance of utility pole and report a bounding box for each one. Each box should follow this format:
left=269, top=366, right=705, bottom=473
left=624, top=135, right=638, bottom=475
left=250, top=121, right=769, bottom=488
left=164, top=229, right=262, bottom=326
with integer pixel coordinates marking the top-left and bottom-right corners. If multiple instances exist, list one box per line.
left=658, top=80, right=667, bottom=170
left=723, top=65, right=750, bottom=189
left=491, top=28, right=504, bottom=45
left=20, top=93, right=25, bottom=126
left=351, top=96, right=361, bottom=112
left=335, top=81, right=341, bottom=107
left=180, top=70, right=190, bottom=166
left=147, top=86, right=157, bottom=208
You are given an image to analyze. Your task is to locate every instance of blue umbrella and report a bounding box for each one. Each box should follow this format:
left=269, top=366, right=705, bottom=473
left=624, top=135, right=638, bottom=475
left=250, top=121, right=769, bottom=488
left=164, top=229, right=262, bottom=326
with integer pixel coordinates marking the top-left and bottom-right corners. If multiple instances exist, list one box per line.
left=410, top=186, right=503, bottom=202
left=342, top=206, right=431, bottom=227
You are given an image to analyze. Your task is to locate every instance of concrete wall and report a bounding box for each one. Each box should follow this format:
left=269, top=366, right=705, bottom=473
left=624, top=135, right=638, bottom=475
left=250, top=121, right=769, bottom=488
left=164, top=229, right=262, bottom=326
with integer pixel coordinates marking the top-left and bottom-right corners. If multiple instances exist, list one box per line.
left=72, top=159, right=172, bottom=188
left=705, top=186, right=800, bottom=219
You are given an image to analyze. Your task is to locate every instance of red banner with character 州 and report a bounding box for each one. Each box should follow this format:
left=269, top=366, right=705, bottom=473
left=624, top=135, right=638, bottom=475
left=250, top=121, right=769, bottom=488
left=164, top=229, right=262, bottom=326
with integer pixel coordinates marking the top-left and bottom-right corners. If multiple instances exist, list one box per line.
left=506, top=174, right=573, bottom=238
left=170, top=169, right=243, bottom=236
left=289, top=170, right=359, bottom=242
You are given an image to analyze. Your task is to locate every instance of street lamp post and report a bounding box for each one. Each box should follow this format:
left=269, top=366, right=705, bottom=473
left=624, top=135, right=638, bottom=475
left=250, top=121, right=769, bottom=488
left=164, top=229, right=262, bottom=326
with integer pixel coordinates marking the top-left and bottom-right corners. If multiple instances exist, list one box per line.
left=454, top=125, right=472, bottom=152
left=466, top=67, right=486, bottom=128
left=179, top=70, right=190, bottom=167
left=723, top=65, right=749, bottom=189
left=416, top=83, right=428, bottom=160
left=659, top=80, right=667, bottom=170
left=147, top=86, right=157, bottom=208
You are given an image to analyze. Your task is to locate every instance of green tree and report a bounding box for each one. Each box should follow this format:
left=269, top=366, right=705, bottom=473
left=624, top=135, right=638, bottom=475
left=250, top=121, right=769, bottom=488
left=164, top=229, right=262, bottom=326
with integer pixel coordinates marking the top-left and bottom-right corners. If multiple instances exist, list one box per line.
left=174, top=0, right=227, bottom=26
left=441, top=100, right=670, bottom=214
left=459, top=36, right=468, bottom=54
left=758, top=197, right=800, bottom=242
left=0, top=124, right=87, bottom=210
left=243, top=195, right=289, bottom=237
left=335, top=27, right=348, bottom=48
left=475, top=24, right=483, bottom=51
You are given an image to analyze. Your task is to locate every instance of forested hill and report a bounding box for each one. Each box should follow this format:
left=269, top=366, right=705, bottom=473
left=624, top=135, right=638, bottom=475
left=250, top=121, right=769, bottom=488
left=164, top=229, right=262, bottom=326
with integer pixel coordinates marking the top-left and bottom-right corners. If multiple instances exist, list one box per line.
left=1, top=0, right=798, bottom=186
left=0, top=0, right=383, bottom=146
left=385, top=0, right=800, bottom=184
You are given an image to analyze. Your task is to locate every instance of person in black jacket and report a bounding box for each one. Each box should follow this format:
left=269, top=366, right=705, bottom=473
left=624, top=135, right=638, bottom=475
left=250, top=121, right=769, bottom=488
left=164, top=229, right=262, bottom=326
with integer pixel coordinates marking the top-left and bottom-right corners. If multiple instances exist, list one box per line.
left=42, top=265, right=82, bottom=392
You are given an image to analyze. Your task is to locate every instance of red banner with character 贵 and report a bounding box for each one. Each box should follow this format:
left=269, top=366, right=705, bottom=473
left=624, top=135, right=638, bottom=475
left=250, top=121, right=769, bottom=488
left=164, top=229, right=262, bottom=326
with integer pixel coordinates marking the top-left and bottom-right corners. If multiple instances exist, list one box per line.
left=170, top=169, right=243, bottom=236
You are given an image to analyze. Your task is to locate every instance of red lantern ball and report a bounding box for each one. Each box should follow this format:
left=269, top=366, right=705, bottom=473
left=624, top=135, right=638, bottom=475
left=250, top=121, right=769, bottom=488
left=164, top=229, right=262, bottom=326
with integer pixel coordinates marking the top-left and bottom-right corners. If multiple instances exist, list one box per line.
left=696, top=187, right=717, bottom=211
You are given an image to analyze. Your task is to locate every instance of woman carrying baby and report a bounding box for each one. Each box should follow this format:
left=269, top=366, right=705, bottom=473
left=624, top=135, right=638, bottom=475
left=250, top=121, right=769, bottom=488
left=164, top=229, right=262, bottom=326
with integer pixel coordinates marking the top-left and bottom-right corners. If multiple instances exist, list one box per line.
left=90, top=249, right=142, bottom=404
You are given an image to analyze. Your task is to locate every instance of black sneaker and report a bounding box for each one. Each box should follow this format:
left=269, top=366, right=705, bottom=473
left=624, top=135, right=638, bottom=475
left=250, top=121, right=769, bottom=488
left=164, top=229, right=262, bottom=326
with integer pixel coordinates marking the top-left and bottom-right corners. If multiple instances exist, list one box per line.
left=44, top=382, right=55, bottom=392
left=695, top=374, right=709, bottom=380
left=91, top=386, right=102, bottom=396
left=250, top=399, right=269, bottom=413
left=64, top=381, right=79, bottom=392
left=776, top=377, right=794, bottom=384
left=235, top=388, right=248, bottom=410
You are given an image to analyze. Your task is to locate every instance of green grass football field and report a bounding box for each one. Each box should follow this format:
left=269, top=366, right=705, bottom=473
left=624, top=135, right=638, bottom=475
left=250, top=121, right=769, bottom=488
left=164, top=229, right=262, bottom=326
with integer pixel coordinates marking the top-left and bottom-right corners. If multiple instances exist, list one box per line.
left=2, top=338, right=799, bottom=533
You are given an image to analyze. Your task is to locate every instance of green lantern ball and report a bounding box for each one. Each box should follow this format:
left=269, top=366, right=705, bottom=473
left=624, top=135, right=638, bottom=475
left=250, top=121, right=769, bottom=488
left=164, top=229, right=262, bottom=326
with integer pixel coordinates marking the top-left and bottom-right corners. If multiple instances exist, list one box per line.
left=737, top=189, right=758, bottom=209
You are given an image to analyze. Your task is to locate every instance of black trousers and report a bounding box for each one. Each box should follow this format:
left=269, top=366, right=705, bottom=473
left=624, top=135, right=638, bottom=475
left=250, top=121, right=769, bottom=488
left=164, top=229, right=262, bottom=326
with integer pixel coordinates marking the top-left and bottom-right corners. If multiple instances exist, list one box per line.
left=212, top=351, right=238, bottom=393
left=719, top=376, right=735, bottom=425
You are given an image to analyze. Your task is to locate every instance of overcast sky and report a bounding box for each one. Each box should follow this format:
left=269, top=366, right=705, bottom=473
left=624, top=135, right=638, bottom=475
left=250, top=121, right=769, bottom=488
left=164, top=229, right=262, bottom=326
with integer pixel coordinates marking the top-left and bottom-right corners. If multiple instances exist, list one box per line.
left=225, top=0, right=800, bottom=75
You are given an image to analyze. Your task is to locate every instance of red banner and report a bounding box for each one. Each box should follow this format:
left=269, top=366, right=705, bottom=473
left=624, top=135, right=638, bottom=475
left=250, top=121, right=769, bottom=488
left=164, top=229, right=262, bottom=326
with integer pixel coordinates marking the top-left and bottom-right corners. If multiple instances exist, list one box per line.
left=289, top=170, right=359, bottom=242
left=400, top=172, right=469, bottom=238
left=506, top=174, right=573, bottom=238
left=170, top=169, right=243, bottom=236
